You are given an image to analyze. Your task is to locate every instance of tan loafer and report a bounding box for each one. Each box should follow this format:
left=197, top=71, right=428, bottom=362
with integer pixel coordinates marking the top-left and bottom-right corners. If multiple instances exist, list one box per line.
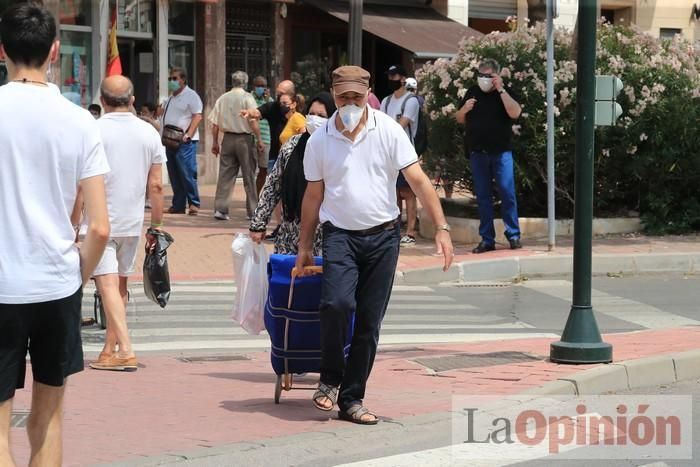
left=89, top=355, right=138, bottom=372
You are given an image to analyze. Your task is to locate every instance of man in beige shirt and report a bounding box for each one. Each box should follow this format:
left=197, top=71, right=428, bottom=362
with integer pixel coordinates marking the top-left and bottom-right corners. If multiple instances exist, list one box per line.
left=209, top=70, right=262, bottom=220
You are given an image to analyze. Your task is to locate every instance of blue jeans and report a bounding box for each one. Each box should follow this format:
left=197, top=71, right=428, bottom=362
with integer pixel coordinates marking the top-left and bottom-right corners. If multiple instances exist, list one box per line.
left=166, top=141, right=200, bottom=211
left=470, top=150, right=520, bottom=246
left=319, top=221, right=400, bottom=411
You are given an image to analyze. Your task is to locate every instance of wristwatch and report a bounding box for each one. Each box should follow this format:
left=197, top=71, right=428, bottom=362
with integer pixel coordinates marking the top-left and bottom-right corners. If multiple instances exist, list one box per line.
left=436, top=223, right=451, bottom=232
left=498, top=89, right=507, bottom=95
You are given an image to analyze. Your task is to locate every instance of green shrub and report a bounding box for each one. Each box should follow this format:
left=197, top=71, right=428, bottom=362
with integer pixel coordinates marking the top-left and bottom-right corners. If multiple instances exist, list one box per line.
left=417, top=21, right=700, bottom=233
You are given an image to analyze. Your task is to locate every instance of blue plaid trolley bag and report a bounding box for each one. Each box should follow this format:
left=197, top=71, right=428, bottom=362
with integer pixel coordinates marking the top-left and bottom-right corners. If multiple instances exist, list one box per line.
left=265, top=254, right=353, bottom=403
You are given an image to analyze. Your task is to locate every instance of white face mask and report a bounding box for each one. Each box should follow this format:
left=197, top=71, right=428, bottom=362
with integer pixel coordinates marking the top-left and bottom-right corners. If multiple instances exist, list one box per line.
left=477, top=76, right=494, bottom=93
left=338, top=104, right=365, bottom=132
left=305, top=114, right=327, bottom=135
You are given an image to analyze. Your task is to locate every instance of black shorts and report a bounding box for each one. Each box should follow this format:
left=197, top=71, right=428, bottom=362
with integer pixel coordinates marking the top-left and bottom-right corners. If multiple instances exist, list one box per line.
left=0, top=288, right=84, bottom=402
left=396, top=171, right=411, bottom=189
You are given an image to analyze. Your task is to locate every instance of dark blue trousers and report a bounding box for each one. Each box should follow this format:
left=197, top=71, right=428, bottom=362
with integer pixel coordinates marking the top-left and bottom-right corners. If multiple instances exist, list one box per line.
left=470, top=150, right=521, bottom=245
left=319, top=221, right=400, bottom=411
left=166, top=141, right=200, bottom=211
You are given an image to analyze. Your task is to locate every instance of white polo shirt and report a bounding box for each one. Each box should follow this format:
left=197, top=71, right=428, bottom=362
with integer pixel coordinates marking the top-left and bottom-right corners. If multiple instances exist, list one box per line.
left=304, top=107, right=418, bottom=230
left=162, top=85, right=203, bottom=141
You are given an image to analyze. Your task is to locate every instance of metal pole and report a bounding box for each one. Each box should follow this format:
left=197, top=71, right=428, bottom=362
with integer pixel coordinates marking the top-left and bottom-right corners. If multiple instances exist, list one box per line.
left=550, top=0, right=612, bottom=364
left=348, top=0, right=363, bottom=66
left=546, top=0, right=555, bottom=251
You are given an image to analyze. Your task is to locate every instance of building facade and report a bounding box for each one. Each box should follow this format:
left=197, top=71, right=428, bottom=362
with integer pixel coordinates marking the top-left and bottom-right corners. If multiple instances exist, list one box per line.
left=555, top=0, right=700, bottom=43
left=443, top=0, right=700, bottom=43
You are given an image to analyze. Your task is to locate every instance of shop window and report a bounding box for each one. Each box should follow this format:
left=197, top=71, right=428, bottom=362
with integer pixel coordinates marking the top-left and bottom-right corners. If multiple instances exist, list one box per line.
left=291, top=29, right=345, bottom=99
left=660, top=28, right=682, bottom=41
left=169, top=1, right=195, bottom=36
left=116, top=0, right=155, bottom=33
left=169, top=40, right=194, bottom=86
left=59, top=30, right=92, bottom=107
left=60, top=0, right=92, bottom=26
left=110, top=0, right=154, bottom=34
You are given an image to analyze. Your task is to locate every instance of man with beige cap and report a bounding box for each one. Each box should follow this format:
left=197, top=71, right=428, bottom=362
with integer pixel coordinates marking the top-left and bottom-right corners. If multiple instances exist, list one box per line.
left=296, top=65, right=454, bottom=425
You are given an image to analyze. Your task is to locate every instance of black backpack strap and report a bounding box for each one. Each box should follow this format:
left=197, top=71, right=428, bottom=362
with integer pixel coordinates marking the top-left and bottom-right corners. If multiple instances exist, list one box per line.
left=382, top=94, right=392, bottom=114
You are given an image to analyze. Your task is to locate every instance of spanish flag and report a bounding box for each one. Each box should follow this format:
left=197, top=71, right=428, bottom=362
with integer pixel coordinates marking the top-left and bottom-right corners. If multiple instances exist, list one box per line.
left=106, top=9, right=122, bottom=76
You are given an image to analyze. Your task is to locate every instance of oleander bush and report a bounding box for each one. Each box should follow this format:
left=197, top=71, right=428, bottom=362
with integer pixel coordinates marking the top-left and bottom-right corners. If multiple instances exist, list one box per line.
left=417, top=20, right=700, bottom=233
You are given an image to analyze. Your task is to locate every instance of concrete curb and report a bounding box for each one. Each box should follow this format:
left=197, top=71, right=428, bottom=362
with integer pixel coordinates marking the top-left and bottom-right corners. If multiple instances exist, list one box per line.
left=525, top=348, right=700, bottom=396
left=394, top=252, right=700, bottom=285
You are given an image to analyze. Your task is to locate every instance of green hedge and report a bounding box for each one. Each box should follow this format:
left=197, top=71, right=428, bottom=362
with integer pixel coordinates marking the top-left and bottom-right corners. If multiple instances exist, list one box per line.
left=417, top=22, right=700, bottom=233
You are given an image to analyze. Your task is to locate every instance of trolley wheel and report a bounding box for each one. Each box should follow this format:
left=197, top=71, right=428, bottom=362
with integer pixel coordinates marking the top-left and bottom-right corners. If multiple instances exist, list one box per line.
left=274, top=375, right=282, bottom=404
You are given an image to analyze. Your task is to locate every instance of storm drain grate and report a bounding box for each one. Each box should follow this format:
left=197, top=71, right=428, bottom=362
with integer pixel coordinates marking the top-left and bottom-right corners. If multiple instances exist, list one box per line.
left=177, top=355, right=250, bottom=363
left=450, top=282, right=513, bottom=288
left=11, top=410, right=30, bottom=428
left=378, top=346, right=424, bottom=354
left=413, top=351, right=543, bottom=372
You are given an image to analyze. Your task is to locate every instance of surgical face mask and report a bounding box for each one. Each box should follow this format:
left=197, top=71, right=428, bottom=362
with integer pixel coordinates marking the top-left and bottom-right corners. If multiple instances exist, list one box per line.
left=387, top=79, right=403, bottom=92
left=168, top=80, right=180, bottom=92
left=305, top=114, right=327, bottom=135
left=254, top=86, right=265, bottom=97
left=338, top=104, right=365, bottom=132
left=477, top=76, right=494, bottom=93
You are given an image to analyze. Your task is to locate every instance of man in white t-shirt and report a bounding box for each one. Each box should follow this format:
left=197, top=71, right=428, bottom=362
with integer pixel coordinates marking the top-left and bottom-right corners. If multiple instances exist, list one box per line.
left=381, top=64, right=421, bottom=247
left=79, top=75, right=166, bottom=372
left=0, top=4, right=110, bottom=464
left=161, top=67, right=203, bottom=215
left=296, top=66, right=454, bottom=425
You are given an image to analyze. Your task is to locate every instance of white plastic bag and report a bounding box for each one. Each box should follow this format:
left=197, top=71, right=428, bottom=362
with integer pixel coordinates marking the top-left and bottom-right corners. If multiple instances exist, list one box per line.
left=231, top=233, right=269, bottom=335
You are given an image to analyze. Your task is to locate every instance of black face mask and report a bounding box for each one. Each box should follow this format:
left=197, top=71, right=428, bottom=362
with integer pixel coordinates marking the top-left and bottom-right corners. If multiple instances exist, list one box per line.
left=388, top=79, right=403, bottom=92
left=280, top=105, right=290, bottom=115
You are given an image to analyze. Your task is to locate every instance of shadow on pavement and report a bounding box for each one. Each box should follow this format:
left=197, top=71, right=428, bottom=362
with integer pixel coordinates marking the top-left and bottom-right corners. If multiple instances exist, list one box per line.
left=219, top=398, right=334, bottom=422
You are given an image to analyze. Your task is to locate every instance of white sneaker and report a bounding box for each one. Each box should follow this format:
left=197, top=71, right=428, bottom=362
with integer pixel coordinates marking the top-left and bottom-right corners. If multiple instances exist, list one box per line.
left=214, top=211, right=230, bottom=221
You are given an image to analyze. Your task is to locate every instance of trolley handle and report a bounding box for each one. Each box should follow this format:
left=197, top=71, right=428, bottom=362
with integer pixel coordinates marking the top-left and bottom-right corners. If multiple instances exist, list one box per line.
left=288, top=266, right=323, bottom=308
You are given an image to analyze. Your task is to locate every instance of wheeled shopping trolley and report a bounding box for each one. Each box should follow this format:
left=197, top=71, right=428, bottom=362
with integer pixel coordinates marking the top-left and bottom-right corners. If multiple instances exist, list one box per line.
left=264, top=254, right=352, bottom=403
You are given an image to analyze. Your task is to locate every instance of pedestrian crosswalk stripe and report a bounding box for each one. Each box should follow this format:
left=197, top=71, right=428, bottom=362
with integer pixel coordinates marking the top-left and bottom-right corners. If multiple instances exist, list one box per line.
left=86, top=283, right=436, bottom=294
left=387, top=304, right=477, bottom=310
left=82, top=321, right=536, bottom=339
left=82, top=332, right=558, bottom=353
left=520, top=280, right=700, bottom=329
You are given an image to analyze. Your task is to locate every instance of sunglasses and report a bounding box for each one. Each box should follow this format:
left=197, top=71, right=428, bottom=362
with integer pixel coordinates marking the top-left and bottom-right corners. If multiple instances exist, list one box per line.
left=477, top=72, right=494, bottom=78
left=168, top=77, right=179, bottom=81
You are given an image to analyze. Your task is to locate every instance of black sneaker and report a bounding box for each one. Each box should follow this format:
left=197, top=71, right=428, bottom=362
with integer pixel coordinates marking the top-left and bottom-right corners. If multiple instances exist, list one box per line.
left=472, top=241, right=496, bottom=254
left=508, top=237, right=522, bottom=250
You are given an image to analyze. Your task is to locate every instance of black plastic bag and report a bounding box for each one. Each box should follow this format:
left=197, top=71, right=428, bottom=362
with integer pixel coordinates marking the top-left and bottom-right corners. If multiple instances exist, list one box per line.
left=143, top=228, right=174, bottom=308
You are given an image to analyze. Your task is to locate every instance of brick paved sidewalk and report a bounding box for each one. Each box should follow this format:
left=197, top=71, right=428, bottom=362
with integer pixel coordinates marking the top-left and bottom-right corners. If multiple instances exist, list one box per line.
left=138, top=184, right=700, bottom=281
left=8, top=327, right=700, bottom=466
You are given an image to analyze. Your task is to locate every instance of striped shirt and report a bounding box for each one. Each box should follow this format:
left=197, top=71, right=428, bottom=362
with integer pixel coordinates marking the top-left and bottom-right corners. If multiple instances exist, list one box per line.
left=254, top=95, right=272, bottom=145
